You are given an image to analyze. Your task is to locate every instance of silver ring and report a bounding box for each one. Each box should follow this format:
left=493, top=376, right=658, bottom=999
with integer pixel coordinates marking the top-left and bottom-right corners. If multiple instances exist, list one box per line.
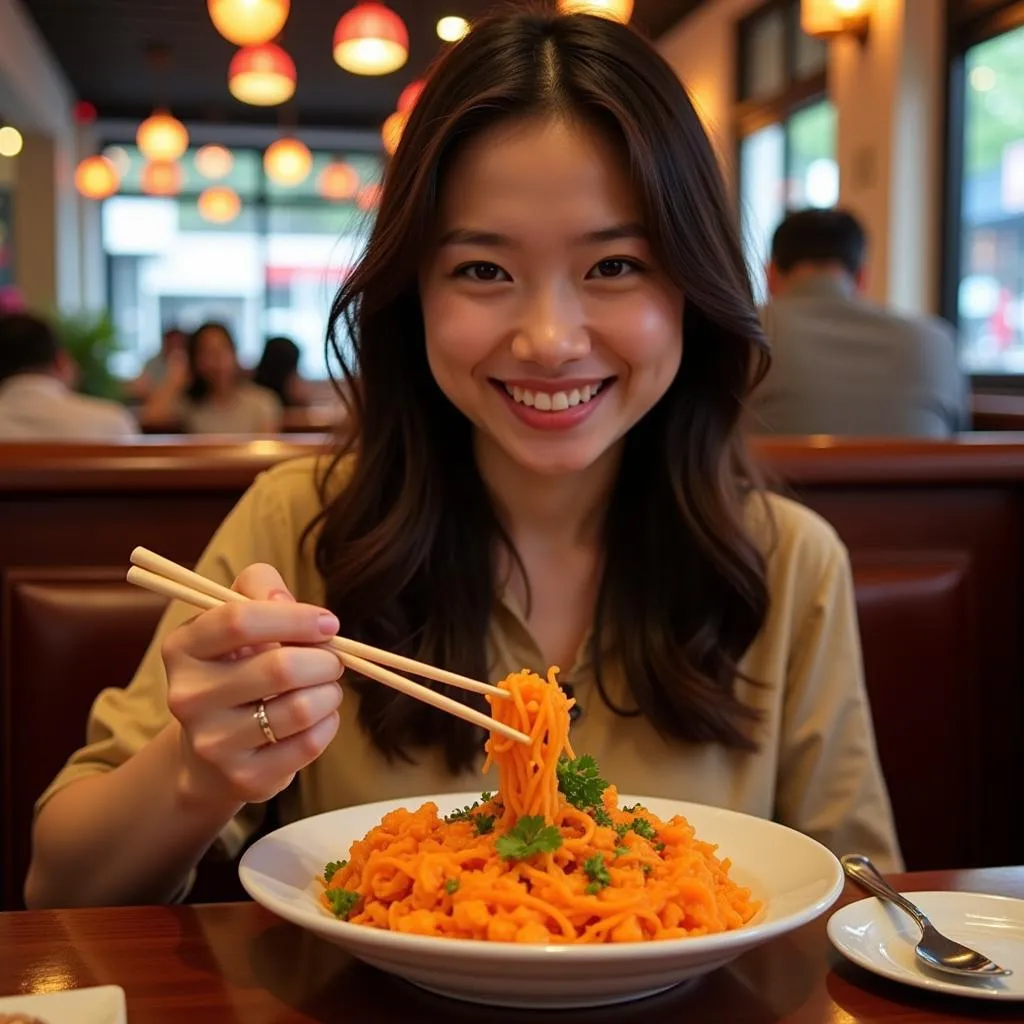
left=254, top=700, right=278, bottom=745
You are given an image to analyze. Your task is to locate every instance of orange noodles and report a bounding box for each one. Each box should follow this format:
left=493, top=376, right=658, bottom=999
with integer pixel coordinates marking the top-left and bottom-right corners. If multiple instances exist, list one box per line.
left=320, top=667, right=760, bottom=944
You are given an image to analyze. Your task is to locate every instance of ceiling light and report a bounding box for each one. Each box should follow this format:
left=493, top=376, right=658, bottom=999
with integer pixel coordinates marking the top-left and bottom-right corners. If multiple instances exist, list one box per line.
left=800, top=0, right=872, bottom=41
left=229, top=42, right=297, bottom=106
left=198, top=186, right=242, bottom=223
left=436, top=15, right=469, bottom=42
left=208, top=0, right=290, bottom=46
left=264, top=136, right=312, bottom=186
left=334, top=3, right=409, bottom=76
left=74, top=155, right=120, bottom=199
left=317, top=161, right=360, bottom=200
left=137, top=111, right=189, bottom=162
left=0, top=127, right=24, bottom=158
left=557, top=0, right=633, bottom=22
left=141, top=160, right=184, bottom=197
left=194, top=144, right=234, bottom=179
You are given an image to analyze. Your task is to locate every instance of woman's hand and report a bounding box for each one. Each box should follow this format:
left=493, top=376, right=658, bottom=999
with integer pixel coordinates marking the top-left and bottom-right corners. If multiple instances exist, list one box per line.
left=162, top=563, right=344, bottom=806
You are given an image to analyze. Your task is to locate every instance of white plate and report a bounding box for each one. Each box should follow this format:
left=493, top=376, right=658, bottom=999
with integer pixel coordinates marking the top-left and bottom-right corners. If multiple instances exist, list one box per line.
left=0, top=985, right=126, bottom=1023
left=828, top=891, right=1024, bottom=1001
left=239, top=792, right=843, bottom=1009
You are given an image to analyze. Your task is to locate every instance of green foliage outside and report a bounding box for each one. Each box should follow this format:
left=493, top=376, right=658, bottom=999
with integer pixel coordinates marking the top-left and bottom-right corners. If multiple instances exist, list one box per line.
left=965, top=24, right=1024, bottom=176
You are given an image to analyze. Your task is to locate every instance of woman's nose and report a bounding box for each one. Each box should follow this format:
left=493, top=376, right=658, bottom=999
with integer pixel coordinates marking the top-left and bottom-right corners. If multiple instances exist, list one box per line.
left=510, top=287, right=590, bottom=367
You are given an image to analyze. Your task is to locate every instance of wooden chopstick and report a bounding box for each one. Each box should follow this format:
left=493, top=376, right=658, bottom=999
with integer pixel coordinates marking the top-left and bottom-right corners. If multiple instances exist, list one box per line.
left=126, top=550, right=529, bottom=746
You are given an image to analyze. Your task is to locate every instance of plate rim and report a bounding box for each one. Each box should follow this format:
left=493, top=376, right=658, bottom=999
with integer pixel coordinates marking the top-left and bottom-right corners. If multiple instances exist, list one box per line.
left=827, top=891, right=1024, bottom=1002
left=239, top=791, right=844, bottom=961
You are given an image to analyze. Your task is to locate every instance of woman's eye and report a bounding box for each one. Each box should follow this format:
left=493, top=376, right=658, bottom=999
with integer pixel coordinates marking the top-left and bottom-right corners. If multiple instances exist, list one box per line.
left=457, top=262, right=509, bottom=282
left=588, top=258, right=639, bottom=280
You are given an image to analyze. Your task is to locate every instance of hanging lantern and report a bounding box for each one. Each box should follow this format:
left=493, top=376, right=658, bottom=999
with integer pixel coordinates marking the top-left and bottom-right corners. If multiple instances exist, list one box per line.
left=557, top=0, right=633, bottom=22
left=333, top=3, right=408, bottom=76
left=194, top=144, right=234, bottom=179
left=74, top=155, right=119, bottom=199
left=436, top=16, right=469, bottom=42
left=198, top=186, right=242, bottom=223
left=800, top=0, right=872, bottom=40
left=228, top=43, right=296, bottom=106
left=208, top=0, right=290, bottom=46
left=381, top=111, right=407, bottom=156
left=137, top=111, right=189, bottom=162
left=356, top=183, right=382, bottom=210
left=264, top=137, right=312, bottom=186
left=141, top=160, right=183, bottom=197
left=397, top=79, right=424, bottom=115
left=317, top=161, right=360, bottom=200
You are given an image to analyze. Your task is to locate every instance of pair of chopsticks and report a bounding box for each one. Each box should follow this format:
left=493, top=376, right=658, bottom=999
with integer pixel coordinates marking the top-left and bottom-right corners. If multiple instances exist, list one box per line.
left=126, top=547, right=530, bottom=745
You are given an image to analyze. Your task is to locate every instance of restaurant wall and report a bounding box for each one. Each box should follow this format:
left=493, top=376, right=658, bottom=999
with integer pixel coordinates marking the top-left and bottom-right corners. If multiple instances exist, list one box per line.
left=658, top=0, right=947, bottom=317
left=0, top=0, right=100, bottom=312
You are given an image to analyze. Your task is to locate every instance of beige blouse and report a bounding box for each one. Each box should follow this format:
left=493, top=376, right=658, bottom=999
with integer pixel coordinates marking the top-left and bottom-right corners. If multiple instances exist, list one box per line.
left=38, top=456, right=903, bottom=872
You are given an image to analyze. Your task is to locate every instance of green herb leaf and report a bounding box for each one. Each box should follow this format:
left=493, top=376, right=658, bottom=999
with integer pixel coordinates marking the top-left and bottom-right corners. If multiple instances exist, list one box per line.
left=323, top=859, right=347, bottom=881
left=326, top=887, right=360, bottom=919
left=472, top=813, right=496, bottom=836
left=556, top=754, right=608, bottom=812
left=495, top=815, right=563, bottom=861
left=631, top=818, right=657, bottom=842
left=444, top=801, right=481, bottom=823
left=654, top=841, right=666, bottom=853
left=480, top=791, right=494, bottom=803
left=642, top=864, right=652, bottom=876
left=591, top=806, right=613, bottom=828
left=445, top=878, right=460, bottom=895
left=613, top=845, right=629, bottom=859
left=583, top=853, right=611, bottom=893
left=622, top=803, right=644, bottom=814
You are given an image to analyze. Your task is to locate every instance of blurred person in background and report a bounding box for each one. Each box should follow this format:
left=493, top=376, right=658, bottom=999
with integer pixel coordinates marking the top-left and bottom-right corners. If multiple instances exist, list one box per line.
left=126, top=327, right=188, bottom=402
left=140, top=321, right=282, bottom=434
left=252, top=335, right=313, bottom=408
left=749, top=209, right=968, bottom=438
left=0, top=312, right=138, bottom=441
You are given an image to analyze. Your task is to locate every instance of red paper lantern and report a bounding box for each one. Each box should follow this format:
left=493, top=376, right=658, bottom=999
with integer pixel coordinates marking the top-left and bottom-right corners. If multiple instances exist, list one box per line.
left=333, top=3, right=408, bottom=76
left=229, top=43, right=296, bottom=106
left=137, top=111, right=189, bottom=162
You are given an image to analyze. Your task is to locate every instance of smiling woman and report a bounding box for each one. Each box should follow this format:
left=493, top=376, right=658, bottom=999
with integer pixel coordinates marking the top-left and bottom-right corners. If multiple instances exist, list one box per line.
left=27, top=7, right=900, bottom=913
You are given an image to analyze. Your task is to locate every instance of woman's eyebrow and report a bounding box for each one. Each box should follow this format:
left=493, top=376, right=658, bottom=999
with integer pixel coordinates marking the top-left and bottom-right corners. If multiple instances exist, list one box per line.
left=437, top=222, right=647, bottom=248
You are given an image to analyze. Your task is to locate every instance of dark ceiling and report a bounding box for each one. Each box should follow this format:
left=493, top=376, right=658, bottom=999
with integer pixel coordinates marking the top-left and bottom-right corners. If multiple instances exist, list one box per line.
left=19, top=0, right=704, bottom=131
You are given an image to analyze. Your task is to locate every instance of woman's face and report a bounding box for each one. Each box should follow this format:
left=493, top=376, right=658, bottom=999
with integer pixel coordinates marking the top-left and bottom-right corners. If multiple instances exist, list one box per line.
left=420, top=116, right=683, bottom=478
left=194, top=327, right=238, bottom=393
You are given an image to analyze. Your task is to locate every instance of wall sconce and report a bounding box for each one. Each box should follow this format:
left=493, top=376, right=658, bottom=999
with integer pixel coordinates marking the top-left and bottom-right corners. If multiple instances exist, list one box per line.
left=801, top=0, right=872, bottom=42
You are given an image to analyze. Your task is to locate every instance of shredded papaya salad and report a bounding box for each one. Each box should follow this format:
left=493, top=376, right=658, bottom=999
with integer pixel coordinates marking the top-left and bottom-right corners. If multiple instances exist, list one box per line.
left=320, top=667, right=760, bottom=943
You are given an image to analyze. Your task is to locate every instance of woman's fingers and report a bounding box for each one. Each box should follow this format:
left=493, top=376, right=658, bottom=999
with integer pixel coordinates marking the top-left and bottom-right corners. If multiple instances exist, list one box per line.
left=248, top=683, right=343, bottom=745
left=165, top=598, right=339, bottom=663
left=227, top=712, right=342, bottom=803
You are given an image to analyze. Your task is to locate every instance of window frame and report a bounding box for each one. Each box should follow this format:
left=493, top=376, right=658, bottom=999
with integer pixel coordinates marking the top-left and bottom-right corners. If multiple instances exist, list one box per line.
left=943, top=0, right=1024, bottom=386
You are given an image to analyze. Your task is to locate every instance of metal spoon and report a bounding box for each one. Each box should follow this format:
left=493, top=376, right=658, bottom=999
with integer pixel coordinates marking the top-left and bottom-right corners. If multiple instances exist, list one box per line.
left=841, top=854, right=1012, bottom=978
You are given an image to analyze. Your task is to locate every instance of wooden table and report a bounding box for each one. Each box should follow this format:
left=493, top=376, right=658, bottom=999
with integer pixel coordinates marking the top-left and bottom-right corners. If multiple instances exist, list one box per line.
left=2, top=868, right=1022, bottom=1023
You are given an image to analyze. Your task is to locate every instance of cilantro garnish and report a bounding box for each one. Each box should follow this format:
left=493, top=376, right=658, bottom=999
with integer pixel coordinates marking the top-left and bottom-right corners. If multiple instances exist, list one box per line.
left=480, top=791, right=494, bottom=802
left=556, top=754, right=608, bottom=812
left=445, top=801, right=481, bottom=823
left=445, top=878, right=460, bottom=895
left=495, top=815, right=563, bottom=861
left=326, top=887, right=360, bottom=919
left=615, top=817, right=658, bottom=842
left=591, top=806, right=613, bottom=828
left=323, top=859, right=347, bottom=881
left=472, top=813, right=496, bottom=836
left=613, top=845, right=629, bottom=859
left=622, top=803, right=644, bottom=813
left=583, top=853, right=611, bottom=895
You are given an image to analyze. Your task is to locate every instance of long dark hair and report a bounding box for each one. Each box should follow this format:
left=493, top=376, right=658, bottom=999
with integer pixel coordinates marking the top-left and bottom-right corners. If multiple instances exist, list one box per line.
left=311, top=8, right=772, bottom=774
left=186, top=321, right=236, bottom=403
left=253, top=336, right=302, bottom=406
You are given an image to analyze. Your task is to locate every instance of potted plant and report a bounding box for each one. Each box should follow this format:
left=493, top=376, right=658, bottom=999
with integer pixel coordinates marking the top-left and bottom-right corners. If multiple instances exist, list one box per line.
left=53, top=310, right=124, bottom=401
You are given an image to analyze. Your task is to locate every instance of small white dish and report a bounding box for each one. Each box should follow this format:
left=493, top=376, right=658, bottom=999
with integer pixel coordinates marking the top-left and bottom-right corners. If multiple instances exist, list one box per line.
left=828, top=891, right=1024, bottom=1001
left=240, top=792, right=843, bottom=1009
left=0, top=985, right=126, bottom=1023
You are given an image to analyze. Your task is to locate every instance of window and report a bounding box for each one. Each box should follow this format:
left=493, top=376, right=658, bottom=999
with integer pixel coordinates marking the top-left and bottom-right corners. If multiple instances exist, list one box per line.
left=736, top=0, right=838, bottom=300
left=947, top=2, right=1024, bottom=375
left=101, top=145, right=384, bottom=380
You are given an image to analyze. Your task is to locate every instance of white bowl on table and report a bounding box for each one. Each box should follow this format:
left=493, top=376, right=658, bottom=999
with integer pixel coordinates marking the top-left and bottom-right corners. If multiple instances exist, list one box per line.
left=239, top=792, right=843, bottom=1009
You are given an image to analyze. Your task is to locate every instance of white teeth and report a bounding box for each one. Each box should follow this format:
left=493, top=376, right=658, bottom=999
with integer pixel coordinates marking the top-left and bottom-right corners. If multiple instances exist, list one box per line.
left=503, top=381, right=607, bottom=412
